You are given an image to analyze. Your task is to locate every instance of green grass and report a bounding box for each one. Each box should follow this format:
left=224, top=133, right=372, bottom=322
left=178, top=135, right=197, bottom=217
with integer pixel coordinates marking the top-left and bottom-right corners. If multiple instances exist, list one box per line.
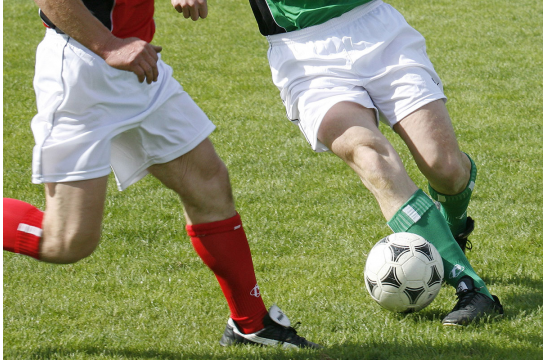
left=3, top=0, right=542, bottom=359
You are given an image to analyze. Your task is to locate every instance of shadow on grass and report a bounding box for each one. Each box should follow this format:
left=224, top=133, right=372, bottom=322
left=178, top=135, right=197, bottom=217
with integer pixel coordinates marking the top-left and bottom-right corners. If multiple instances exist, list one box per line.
left=478, top=273, right=543, bottom=315
left=19, top=340, right=541, bottom=360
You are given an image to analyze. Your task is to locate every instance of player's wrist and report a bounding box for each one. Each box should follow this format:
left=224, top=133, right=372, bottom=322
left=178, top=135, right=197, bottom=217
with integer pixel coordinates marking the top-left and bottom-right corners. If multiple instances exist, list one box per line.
left=93, top=34, right=126, bottom=62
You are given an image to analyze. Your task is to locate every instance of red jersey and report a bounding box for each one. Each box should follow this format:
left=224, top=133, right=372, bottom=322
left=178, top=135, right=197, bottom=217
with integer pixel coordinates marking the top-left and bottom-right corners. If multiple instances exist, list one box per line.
left=40, top=0, right=156, bottom=43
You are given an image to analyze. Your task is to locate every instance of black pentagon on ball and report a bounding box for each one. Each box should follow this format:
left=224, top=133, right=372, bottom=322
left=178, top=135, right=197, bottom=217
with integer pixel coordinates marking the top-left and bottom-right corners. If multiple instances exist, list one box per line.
left=427, top=265, right=442, bottom=287
left=403, top=286, right=426, bottom=304
left=377, top=236, right=390, bottom=245
left=380, top=266, right=402, bottom=288
left=388, top=244, right=411, bottom=262
left=366, top=277, right=378, bottom=294
left=414, top=242, right=434, bottom=261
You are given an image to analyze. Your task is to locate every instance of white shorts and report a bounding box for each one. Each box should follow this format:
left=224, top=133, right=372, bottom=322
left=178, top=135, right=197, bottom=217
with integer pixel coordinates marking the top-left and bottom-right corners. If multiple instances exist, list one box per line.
left=267, top=0, right=446, bottom=152
left=31, top=29, right=215, bottom=190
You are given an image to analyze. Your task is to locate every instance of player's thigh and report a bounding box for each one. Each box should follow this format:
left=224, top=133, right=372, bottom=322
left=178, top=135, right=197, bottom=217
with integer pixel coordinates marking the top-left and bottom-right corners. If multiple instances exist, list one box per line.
left=318, top=101, right=418, bottom=218
left=41, top=176, right=109, bottom=263
left=318, top=101, right=406, bottom=185
left=394, top=100, right=467, bottom=186
left=318, top=101, right=386, bottom=160
left=148, top=138, right=235, bottom=224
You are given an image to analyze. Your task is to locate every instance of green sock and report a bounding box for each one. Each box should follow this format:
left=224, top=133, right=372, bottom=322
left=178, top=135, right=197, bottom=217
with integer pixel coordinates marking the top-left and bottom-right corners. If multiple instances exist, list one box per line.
left=428, top=153, right=477, bottom=237
left=387, top=189, right=492, bottom=299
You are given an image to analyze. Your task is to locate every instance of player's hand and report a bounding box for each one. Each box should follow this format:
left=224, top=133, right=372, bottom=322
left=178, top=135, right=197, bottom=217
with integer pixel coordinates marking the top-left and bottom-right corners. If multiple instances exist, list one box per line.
left=102, top=37, right=163, bottom=84
left=171, top=0, right=208, bottom=21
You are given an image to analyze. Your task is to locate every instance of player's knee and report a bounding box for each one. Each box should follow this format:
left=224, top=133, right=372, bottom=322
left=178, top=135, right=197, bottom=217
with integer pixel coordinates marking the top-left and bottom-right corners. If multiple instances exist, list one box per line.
left=40, top=231, right=100, bottom=264
left=169, top=146, right=230, bottom=195
left=340, top=136, right=397, bottom=187
left=202, top=157, right=230, bottom=184
left=335, top=128, right=387, bottom=164
left=194, top=160, right=233, bottom=206
left=427, top=156, right=468, bottom=193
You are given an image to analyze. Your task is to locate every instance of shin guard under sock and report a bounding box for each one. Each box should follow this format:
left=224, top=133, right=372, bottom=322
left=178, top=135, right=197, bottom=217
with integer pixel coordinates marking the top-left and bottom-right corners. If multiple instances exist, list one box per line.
left=428, top=153, right=477, bottom=236
left=387, top=190, right=492, bottom=299
left=3, top=198, right=43, bottom=259
left=186, top=213, right=268, bottom=334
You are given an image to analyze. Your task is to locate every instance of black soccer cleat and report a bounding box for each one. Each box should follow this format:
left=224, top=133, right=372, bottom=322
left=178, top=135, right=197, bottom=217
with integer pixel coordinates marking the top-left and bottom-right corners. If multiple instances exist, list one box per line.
left=442, top=276, right=504, bottom=326
left=219, top=305, right=321, bottom=349
left=454, top=216, right=475, bottom=253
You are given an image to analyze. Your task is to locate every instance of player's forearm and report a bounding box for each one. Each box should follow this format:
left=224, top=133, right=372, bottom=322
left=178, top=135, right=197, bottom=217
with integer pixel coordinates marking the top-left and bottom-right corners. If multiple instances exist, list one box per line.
left=33, top=0, right=124, bottom=61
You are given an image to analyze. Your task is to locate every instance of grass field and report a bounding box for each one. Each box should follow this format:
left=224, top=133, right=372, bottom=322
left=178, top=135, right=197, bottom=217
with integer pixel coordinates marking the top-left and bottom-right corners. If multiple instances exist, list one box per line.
left=3, top=0, right=543, bottom=359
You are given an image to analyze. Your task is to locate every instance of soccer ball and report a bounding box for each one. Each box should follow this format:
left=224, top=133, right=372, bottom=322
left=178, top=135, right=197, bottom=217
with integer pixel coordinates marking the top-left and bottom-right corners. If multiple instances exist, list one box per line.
left=364, top=232, right=444, bottom=313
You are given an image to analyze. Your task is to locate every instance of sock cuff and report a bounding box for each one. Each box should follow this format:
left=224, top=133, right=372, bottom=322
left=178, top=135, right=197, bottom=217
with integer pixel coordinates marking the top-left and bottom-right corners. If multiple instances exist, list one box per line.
left=15, top=206, right=43, bottom=259
left=428, top=153, right=477, bottom=203
left=387, top=189, right=435, bottom=232
left=232, top=307, right=268, bottom=334
left=186, top=212, right=242, bottom=237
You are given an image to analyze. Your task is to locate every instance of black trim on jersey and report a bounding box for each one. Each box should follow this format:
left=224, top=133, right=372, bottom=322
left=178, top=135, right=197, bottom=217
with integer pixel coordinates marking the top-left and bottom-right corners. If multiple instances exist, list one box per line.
left=249, top=0, right=286, bottom=36
left=40, top=0, right=115, bottom=34
left=83, top=0, right=115, bottom=30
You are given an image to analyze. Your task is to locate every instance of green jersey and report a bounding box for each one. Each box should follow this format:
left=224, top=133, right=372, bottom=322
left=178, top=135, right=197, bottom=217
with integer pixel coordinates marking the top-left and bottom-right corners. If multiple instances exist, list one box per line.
left=249, top=0, right=374, bottom=35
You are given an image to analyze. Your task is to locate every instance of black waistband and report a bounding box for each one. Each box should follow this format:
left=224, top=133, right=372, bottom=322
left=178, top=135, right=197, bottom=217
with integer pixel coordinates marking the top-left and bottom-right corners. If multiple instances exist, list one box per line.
left=40, top=10, right=65, bottom=34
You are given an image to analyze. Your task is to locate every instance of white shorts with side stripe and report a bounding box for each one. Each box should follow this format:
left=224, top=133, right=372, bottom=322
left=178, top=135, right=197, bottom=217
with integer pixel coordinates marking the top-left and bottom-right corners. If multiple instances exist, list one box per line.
left=267, top=0, right=446, bottom=152
left=31, top=29, right=215, bottom=190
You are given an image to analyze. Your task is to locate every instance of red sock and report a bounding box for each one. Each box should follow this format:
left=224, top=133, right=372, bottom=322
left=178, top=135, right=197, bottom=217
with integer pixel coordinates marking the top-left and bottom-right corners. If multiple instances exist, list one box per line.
left=186, top=213, right=268, bottom=334
left=3, top=198, right=43, bottom=259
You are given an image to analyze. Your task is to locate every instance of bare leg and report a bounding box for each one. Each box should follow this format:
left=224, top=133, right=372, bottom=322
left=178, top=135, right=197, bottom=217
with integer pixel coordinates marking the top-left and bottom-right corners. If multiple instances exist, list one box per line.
left=317, top=101, right=417, bottom=220
left=148, top=138, right=236, bottom=224
left=40, top=176, right=109, bottom=263
left=394, top=100, right=470, bottom=195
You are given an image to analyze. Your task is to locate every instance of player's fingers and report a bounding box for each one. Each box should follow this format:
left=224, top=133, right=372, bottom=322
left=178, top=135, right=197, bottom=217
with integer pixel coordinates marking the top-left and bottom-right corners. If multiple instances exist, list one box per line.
left=150, top=60, right=159, bottom=83
left=139, top=45, right=160, bottom=82
left=191, top=8, right=200, bottom=21
left=182, top=6, right=190, bottom=19
left=172, top=2, right=182, bottom=13
left=134, top=66, right=145, bottom=83
left=141, top=61, right=156, bottom=84
left=147, top=46, right=161, bottom=82
left=199, top=3, right=208, bottom=19
left=131, top=55, right=154, bottom=84
left=146, top=44, right=160, bottom=62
